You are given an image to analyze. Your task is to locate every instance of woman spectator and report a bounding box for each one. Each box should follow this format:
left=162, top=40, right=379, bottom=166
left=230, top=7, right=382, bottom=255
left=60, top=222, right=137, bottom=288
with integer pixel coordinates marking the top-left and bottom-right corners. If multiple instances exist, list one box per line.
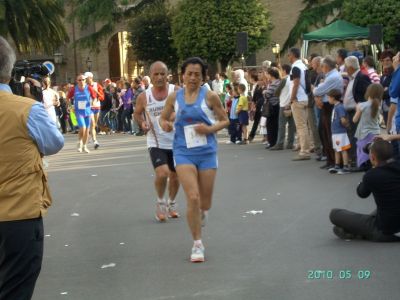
left=262, top=67, right=281, bottom=148
left=121, top=81, right=133, bottom=134
left=248, top=69, right=267, bottom=142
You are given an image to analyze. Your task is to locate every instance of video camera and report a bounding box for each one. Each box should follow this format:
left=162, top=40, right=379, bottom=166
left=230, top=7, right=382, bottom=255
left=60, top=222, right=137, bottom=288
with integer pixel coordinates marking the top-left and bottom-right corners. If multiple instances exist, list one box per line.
left=9, top=60, right=50, bottom=102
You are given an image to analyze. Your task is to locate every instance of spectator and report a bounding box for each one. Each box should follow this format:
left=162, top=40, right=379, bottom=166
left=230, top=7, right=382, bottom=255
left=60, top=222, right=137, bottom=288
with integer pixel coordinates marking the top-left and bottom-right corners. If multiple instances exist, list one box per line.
left=236, top=83, right=249, bottom=144
left=330, top=139, right=400, bottom=242
left=288, top=47, right=311, bottom=160
left=336, top=48, right=348, bottom=73
left=248, top=69, right=266, bottom=142
left=362, top=56, right=381, bottom=84
left=380, top=50, right=395, bottom=125
left=343, top=56, right=371, bottom=167
left=263, top=67, right=281, bottom=148
left=353, top=83, right=383, bottom=170
left=313, top=56, right=344, bottom=169
left=327, top=89, right=351, bottom=174
left=270, top=64, right=295, bottom=150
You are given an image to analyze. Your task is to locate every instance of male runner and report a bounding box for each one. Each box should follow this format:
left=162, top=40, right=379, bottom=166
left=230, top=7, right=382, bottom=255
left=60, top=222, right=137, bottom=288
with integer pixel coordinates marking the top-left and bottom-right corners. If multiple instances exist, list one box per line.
left=134, top=61, right=180, bottom=222
left=85, top=72, right=104, bottom=149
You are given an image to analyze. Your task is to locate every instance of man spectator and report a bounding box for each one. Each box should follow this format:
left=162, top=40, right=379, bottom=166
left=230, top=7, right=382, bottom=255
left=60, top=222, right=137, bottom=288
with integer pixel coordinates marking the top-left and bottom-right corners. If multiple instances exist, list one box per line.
left=313, top=56, right=344, bottom=169
left=142, top=75, right=152, bottom=90
left=212, top=73, right=224, bottom=94
left=380, top=50, right=395, bottom=125
left=288, top=47, right=311, bottom=160
left=362, top=56, right=381, bottom=84
left=336, top=48, right=347, bottom=73
left=0, top=36, right=64, bottom=299
left=343, top=56, right=371, bottom=167
left=330, top=140, right=400, bottom=242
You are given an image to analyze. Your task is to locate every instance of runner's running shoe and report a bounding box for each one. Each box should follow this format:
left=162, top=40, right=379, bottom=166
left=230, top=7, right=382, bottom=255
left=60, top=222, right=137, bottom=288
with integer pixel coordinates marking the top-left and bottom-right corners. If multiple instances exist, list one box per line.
left=94, top=141, right=100, bottom=150
left=191, top=244, right=205, bottom=263
left=155, top=201, right=168, bottom=222
left=77, top=142, right=83, bottom=153
left=83, top=145, right=90, bottom=153
left=168, top=201, right=180, bottom=218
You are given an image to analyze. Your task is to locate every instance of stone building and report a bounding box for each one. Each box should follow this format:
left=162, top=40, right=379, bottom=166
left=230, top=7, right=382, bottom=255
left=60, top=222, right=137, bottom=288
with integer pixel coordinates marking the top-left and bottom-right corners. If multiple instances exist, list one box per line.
left=15, top=0, right=306, bottom=84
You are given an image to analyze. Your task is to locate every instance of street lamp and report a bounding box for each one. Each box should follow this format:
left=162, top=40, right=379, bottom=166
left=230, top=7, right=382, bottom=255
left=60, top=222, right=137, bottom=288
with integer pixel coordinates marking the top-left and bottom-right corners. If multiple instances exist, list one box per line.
left=53, top=52, right=63, bottom=85
left=272, top=43, right=281, bottom=64
left=86, top=57, right=92, bottom=71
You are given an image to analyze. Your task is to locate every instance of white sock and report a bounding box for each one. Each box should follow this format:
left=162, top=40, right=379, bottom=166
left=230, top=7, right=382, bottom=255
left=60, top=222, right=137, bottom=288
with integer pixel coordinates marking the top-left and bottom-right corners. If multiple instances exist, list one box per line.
left=157, top=197, right=165, bottom=204
left=168, top=199, right=175, bottom=204
left=194, top=240, right=203, bottom=247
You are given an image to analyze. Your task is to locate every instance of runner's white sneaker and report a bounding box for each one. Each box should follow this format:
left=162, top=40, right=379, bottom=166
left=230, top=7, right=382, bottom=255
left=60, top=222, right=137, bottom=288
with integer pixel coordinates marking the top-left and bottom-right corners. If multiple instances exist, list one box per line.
left=168, top=201, right=180, bottom=218
left=155, top=201, right=168, bottom=222
left=83, top=145, right=90, bottom=153
left=191, top=244, right=205, bottom=263
left=77, top=142, right=83, bottom=153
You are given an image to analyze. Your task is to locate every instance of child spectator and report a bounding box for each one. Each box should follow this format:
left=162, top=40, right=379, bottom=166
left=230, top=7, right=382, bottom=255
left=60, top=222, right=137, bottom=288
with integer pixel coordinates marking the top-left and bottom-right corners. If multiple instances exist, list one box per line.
left=227, top=84, right=242, bottom=144
left=353, top=83, right=383, bottom=170
left=327, top=89, right=351, bottom=174
left=236, top=83, right=249, bottom=144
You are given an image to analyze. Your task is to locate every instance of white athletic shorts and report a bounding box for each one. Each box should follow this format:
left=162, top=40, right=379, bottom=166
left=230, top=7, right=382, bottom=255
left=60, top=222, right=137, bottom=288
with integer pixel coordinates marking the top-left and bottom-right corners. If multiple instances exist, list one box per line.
left=332, top=133, right=351, bottom=152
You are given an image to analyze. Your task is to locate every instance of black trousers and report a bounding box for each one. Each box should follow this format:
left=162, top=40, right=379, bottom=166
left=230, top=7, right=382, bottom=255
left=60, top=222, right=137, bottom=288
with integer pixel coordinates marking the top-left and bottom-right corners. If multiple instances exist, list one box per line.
left=346, top=109, right=357, bottom=164
left=249, top=107, right=262, bottom=140
left=329, top=209, right=400, bottom=242
left=0, top=217, right=43, bottom=300
left=229, top=118, right=242, bottom=142
left=266, top=105, right=280, bottom=147
left=319, top=103, right=335, bottom=165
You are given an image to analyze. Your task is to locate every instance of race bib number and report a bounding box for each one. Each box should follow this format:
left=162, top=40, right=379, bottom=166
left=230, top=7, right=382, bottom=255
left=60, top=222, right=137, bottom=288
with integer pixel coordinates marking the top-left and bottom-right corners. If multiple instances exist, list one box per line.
left=78, top=100, right=86, bottom=110
left=184, top=124, right=207, bottom=148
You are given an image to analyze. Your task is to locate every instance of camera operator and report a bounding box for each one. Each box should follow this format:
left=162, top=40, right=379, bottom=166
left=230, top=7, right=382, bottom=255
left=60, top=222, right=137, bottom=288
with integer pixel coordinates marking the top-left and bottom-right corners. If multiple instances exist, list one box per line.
left=329, top=140, right=400, bottom=242
left=0, top=36, right=64, bottom=299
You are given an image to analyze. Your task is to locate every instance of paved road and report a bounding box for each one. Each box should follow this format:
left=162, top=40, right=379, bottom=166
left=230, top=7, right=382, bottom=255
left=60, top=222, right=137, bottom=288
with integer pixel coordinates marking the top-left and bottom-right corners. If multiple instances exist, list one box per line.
left=33, top=133, right=400, bottom=300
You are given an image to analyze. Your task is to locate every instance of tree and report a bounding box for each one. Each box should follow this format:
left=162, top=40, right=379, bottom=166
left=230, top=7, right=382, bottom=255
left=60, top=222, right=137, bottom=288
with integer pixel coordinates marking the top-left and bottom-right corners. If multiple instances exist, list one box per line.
left=171, top=0, right=272, bottom=70
left=128, top=0, right=178, bottom=70
left=0, top=0, right=69, bottom=53
left=281, top=0, right=344, bottom=53
left=342, top=0, right=400, bottom=49
left=70, top=0, right=156, bottom=51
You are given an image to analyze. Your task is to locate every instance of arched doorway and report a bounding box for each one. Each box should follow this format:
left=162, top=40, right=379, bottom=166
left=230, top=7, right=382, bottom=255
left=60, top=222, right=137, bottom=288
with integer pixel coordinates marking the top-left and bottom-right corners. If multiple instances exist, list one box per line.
left=108, top=32, right=143, bottom=82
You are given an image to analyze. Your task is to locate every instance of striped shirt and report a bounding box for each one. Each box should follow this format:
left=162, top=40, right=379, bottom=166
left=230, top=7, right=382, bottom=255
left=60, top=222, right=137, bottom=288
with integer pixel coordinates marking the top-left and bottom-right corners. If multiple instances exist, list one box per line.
left=367, top=68, right=380, bottom=84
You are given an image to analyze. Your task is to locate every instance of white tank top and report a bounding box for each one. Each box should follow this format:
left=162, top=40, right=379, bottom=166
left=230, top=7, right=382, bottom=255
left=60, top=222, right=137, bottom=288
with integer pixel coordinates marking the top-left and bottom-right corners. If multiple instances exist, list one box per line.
left=145, top=84, right=175, bottom=149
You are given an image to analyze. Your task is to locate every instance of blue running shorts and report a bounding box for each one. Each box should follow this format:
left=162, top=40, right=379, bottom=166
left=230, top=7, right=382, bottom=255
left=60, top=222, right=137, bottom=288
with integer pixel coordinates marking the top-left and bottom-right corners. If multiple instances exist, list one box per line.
left=77, top=115, right=91, bottom=128
left=174, top=152, right=218, bottom=170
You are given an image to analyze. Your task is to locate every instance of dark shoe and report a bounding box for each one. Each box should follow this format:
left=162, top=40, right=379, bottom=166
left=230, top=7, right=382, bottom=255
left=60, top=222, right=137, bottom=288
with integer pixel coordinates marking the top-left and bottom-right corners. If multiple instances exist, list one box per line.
left=338, top=167, right=351, bottom=175
left=316, top=155, right=327, bottom=161
left=333, top=226, right=356, bottom=240
left=292, top=155, right=311, bottom=161
left=269, top=145, right=284, bottom=150
left=319, top=163, right=333, bottom=170
left=350, top=166, right=364, bottom=173
left=328, top=166, right=340, bottom=174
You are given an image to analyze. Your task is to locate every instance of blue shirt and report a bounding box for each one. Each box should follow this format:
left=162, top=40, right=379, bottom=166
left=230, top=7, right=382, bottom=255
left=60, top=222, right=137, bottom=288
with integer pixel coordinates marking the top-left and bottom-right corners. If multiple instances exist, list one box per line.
left=0, top=83, right=64, bottom=155
left=230, top=97, right=239, bottom=119
left=173, top=86, right=217, bottom=156
left=331, top=103, right=348, bottom=134
left=389, top=67, right=400, bottom=99
left=313, top=69, right=343, bottom=103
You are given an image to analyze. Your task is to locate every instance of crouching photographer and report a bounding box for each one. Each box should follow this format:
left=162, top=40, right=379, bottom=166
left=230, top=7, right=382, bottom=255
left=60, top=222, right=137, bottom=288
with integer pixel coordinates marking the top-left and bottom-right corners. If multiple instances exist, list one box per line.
left=0, top=36, right=64, bottom=299
left=329, top=139, right=400, bottom=242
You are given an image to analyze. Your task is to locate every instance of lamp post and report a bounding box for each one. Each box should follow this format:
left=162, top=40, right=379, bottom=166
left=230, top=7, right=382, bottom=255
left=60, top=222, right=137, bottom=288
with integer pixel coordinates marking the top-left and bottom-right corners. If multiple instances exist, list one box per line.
left=53, top=52, right=63, bottom=85
left=272, top=43, right=281, bottom=65
left=86, top=57, right=92, bottom=72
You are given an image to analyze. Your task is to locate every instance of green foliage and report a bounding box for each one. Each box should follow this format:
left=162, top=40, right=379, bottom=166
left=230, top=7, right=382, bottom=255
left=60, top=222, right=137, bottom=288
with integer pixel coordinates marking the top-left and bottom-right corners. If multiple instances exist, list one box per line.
left=128, top=0, right=178, bottom=70
left=282, top=0, right=344, bottom=53
left=70, top=0, right=156, bottom=51
left=171, top=0, right=272, bottom=68
left=342, top=0, right=400, bottom=48
left=0, top=0, right=69, bottom=53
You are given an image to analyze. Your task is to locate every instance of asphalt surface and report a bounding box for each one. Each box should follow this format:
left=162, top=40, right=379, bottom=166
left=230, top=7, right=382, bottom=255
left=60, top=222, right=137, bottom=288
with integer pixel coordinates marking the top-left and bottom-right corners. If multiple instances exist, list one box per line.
left=33, top=132, right=400, bottom=300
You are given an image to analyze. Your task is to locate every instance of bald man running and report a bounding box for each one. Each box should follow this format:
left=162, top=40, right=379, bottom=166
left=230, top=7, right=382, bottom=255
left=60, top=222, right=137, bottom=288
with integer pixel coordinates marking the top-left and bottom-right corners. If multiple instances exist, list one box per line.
left=134, top=61, right=180, bottom=222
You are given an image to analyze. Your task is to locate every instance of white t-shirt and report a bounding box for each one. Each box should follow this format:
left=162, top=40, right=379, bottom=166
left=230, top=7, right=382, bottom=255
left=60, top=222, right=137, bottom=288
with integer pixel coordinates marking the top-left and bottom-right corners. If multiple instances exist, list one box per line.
left=279, top=77, right=291, bottom=107
left=289, top=60, right=308, bottom=102
left=42, top=88, right=58, bottom=124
